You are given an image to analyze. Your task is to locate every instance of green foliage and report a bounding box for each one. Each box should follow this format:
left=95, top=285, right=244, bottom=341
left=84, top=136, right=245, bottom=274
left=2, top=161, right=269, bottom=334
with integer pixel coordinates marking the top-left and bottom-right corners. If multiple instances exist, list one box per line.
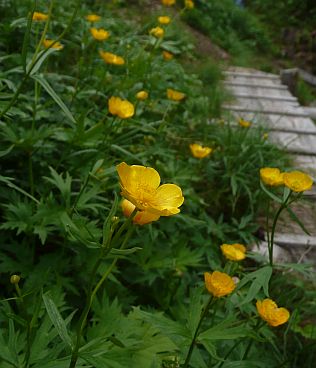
left=0, top=0, right=315, bottom=367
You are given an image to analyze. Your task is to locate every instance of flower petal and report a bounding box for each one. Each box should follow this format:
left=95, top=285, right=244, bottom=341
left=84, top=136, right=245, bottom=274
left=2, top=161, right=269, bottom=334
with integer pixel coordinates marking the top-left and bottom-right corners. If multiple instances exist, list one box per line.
left=152, top=184, right=184, bottom=215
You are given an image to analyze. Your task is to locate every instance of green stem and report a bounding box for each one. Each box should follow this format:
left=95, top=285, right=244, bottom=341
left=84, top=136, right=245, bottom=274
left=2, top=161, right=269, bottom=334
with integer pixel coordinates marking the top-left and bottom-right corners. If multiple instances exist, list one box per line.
left=68, top=215, right=136, bottom=368
left=269, top=191, right=291, bottom=267
left=183, top=296, right=215, bottom=368
left=242, top=319, right=263, bottom=360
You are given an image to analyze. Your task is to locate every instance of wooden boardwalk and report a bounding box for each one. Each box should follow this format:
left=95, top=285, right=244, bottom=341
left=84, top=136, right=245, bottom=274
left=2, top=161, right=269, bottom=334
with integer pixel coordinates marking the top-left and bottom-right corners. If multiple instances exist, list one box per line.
left=223, top=66, right=316, bottom=264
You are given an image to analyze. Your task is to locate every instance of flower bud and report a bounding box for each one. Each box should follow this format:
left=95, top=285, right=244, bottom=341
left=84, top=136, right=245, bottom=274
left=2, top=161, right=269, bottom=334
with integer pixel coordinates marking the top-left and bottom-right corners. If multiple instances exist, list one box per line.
left=10, top=275, right=21, bottom=284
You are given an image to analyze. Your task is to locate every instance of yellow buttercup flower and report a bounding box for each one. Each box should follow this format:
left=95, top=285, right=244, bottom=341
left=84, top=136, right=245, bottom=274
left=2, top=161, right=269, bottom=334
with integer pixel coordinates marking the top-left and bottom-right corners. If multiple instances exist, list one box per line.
left=42, top=39, right=63, bottom=50
left=163, top=50, right=173, bottom=60
left=99, top=51, right=125, bottom=65
left=121, top=199, right=160, bottom=225
left=220, top=243, right=246, bottom=261
left=167, top=88, right=186, bottom=101
left=90, top=28, right=110, bottom=41
left=185, top=0, right=194, bottom=9
left=256, top=299, right=290, bottom=327
left=116, top=162, right=184, bottom=216
left=158, top=16, right=171, bottom=24
left=149, top=26, right=164, bottom=38
left=189, top=143, right=212, bottom=159
left=283, top=171, right=313, bottom=192
left=108, top=97, right=134, bottom=119
left=239, top=118, right=251, bottom=128
left=32, top=11, right=48, bottom=21
left=204, top=271, right=236, bottom=298
left=162, top=0, right=176, bottom=5
left=86, top=14, right=101, bottom=22
left=136, top=91, right=149, bottom=100
left=260, top=168, right=284, bottom=187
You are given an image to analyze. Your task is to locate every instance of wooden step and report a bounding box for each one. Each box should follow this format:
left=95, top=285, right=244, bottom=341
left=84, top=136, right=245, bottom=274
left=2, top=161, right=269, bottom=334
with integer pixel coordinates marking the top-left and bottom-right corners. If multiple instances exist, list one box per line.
left=224, top=81, right=288, bottom=90
left=224, top=70, right=280, bottom=80
left=223, top=104, right=309, bottom=117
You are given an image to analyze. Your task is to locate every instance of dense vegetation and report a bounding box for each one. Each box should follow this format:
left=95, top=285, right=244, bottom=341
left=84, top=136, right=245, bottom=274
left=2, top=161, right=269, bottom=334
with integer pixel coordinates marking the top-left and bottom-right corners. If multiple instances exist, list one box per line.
left=0, top=1, right=315, bottom=367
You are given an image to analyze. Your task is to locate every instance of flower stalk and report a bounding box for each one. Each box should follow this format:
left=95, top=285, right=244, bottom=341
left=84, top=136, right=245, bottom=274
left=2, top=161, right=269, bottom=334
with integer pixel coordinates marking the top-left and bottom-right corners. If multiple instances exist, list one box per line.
left=183, top=296, right=215, bottom=368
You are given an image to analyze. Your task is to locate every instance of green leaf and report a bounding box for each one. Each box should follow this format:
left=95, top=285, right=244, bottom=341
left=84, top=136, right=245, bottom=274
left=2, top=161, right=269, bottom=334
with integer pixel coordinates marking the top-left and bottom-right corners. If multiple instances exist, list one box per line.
left=110, top=247, right=142, bottom=256
left=286, top=207, right=311, bottom=236
left=199, top=319, right=249, bottom=341
left=237, top=266, right=272, bottom=305
left=186, top=287, right=204, bottom=335
left=28, top=49, right=59, bottom=75
left=42, top=293, right=73, bottom=349
left=260, top=181, right=282, bottom=203
left=31, top=74, right=76, bottom=126
left=0, top=144, right=14, bottom=157
left=0, top=175, right=40, bottom=204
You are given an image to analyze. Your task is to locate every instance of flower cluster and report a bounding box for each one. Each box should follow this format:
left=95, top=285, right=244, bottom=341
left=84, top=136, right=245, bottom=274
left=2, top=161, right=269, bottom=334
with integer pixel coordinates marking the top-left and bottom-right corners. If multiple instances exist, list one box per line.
left=260, top=168, right=313, bottom=192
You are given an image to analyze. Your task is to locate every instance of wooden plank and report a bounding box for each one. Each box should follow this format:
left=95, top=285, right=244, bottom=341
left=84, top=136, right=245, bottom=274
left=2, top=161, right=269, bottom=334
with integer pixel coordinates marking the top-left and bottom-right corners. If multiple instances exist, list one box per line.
left=226, top=66, right=278, bottom=78
left=269, top=131, right=316, bottom=155
left=227, top=112, right=316, bottom=135
left=225, top=75, right=282, bottom=86
left=232, top=92, right=297, bottom=103
left=224, top=81, right=288, bottom=90
left=290, top=154, right=316, bottom=175
left=226, top=84, right=295, bottom=98
left=272, top=233, right=316, bottom=248
left=229, top=98, right=300, bottom=110
left=223, top=71, right=280, bottom=80
left=223, top=104, right=309, bottom=117
left=303, top=107, right=316, bottom=119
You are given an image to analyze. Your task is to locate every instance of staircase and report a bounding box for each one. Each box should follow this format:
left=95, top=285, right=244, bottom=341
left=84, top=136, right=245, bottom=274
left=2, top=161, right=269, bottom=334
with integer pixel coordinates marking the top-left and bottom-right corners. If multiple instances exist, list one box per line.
left=223, top=66, right=316, bottom=265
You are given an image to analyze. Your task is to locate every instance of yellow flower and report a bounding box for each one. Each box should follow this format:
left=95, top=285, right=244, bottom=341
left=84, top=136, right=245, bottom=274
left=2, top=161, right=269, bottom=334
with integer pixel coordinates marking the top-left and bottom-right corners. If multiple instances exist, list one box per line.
left=167, top=88, right=186, bottom=101
left=86, top=14, right=101, bottom=22
left=99, top=51, right=125, bottom=65
left=162, top=0, right=176, bottom=5
left=42, top=39, right=63, bottom=50
left=158, top=16, right=171, bottom=24
left=116, top=162, right=184, bottom=216
left=189, top=143, right=212, bottom=159
left=108, top=97, right=134, bottom=119
left=121, top=199, right=160, bottom=225
left=256, top=299, right=290, bottom=327
left=149, top=26, right=165, bottom=38
left=220, top=243, right=246, bottom=261
left=263, top=133, right=269, bottom=140
left=204, top=271, right=236, bottom=298
left=163, top=50, right=173, bottom=60
left=136, top=91, right=149, bottom=100
left=260, top=168, right=284, bottom=186
left=90, top=28, right=110, bottom=41
left=239, top=118, right=251, bottom=128
left=185, top=0, right=195, bottom=9
left=32, top=11, right=49, bottom=21
left=283, top=171, right=313, bottom=192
